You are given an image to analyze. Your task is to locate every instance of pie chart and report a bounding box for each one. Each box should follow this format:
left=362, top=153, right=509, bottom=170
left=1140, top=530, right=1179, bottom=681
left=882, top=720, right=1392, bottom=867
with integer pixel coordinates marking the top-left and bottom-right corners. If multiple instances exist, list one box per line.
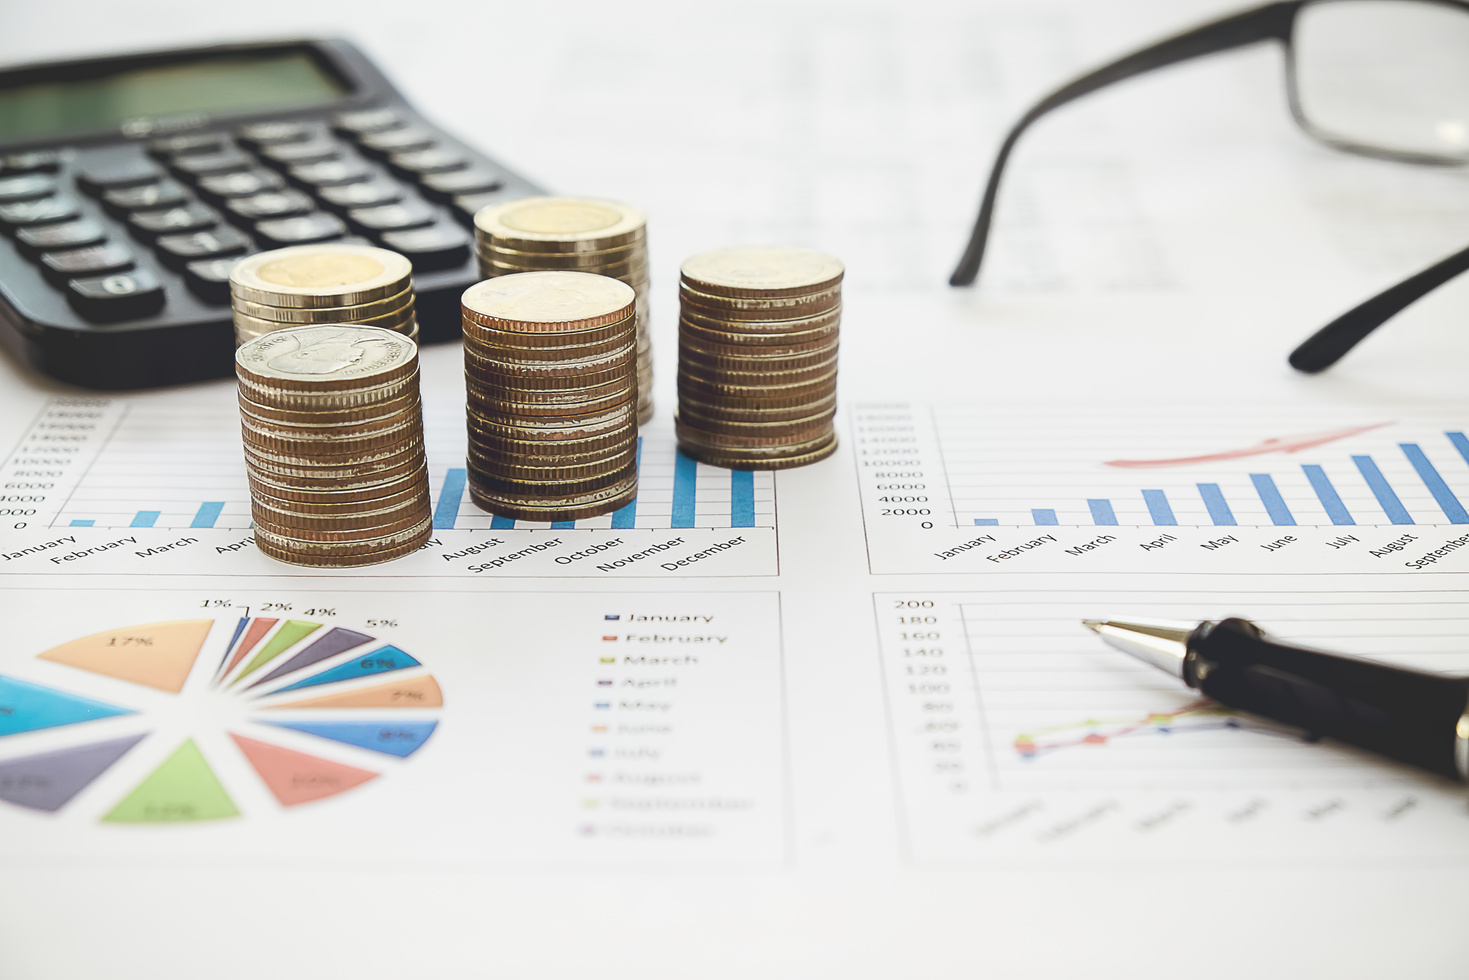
left=0, top=616, right=442, bottom=822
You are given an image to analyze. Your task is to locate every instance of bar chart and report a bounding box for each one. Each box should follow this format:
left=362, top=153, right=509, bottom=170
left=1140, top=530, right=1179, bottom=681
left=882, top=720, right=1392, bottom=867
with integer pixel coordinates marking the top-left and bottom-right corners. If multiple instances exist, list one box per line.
left=29, top=403, right=772, bottom=534
left=2, top=397, right=778, bottom=577
left=961, top=435, right=1469, bottom=530
left=854, top=401, right=1469, bottom=575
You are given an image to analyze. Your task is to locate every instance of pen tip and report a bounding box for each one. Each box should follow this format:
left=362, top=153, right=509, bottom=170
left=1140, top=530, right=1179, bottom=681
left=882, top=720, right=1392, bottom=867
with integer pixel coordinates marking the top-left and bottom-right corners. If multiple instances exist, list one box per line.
left=1081, top=619, right=1104, bottom=633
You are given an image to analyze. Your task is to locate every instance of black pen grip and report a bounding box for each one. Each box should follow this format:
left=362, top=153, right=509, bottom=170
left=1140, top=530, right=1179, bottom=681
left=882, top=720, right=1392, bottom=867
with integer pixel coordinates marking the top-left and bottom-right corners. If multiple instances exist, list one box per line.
left=1189, top=618, right=1469, bottom=779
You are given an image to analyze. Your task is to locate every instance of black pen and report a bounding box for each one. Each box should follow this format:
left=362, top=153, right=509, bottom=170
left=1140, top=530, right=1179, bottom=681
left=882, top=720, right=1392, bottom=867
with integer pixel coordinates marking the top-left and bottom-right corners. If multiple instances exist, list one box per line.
left=1083, top=616, right=1469, bottom=781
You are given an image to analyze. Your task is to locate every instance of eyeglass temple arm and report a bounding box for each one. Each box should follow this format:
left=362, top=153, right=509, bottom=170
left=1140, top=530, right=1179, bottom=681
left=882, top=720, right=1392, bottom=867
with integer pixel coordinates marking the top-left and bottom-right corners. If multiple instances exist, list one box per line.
left=1288, top=242, right=1469, bottom=373
left=949, top=1, right=1300, bottom=287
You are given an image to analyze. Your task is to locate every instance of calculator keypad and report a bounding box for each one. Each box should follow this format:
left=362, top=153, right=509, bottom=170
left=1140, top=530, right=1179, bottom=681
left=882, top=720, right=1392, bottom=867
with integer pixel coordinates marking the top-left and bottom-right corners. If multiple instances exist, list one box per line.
left=2, top=106, right=534, bottom=329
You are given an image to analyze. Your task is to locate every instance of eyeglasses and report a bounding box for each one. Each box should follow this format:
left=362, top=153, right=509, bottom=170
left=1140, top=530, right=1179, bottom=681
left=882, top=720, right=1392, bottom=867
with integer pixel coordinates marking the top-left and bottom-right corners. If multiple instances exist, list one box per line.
left=948, top=0, right=1469, bottom=373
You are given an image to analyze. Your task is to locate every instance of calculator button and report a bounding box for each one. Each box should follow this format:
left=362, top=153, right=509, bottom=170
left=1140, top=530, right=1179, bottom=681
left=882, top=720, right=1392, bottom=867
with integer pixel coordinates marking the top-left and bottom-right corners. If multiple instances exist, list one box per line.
left=154, top=226, right=251, bottom=271
left=2, top=150, right=62, bottom=174
left=197, top=168, right=285, bottom=202
left=129, top=203, right=219, bottom=241
left=333, top=108, right=407, bottom=136
left=259, top=139, right=342, bottom=168
left=359, top=127, right=436, bottom=157
left=66, top=269, right=165, bottom=321
left=146, top=132, right=227, bottom=158
left=0, top=173, right=60, bottom=203
left=389, top=147, right=469, bottom=177
left=347, top=200, right=437, bottom=235
left=40, top=242, right=135, bottom=285
left=289, top=158, right=375, bottom=189
left=183, top=257, right=240, bottom=304
left=380, top=223, right=470, bottom=271
left=236, top=120, right=317, bottom=146
left=17, top=218, right=107, bottom=258
left=254, top=212, right=347, bottom=248
left=318, top=177, right=404, bottom=211
left=226, top=189, right=313, bottom=223
left=171, top=149, right=254, bottom=181
left=0, top=195, right=81, bottom=230
left=102, top=179, right=190, bottom=217
left=420, top=166, right=504, bottom=202
left=75, top=155, right=163, bottom=194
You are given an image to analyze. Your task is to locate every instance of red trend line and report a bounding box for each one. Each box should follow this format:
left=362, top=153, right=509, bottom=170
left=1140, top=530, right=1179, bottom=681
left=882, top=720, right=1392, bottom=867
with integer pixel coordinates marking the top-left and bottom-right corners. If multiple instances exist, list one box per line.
left=1103, top=422, right=1392, bottom=469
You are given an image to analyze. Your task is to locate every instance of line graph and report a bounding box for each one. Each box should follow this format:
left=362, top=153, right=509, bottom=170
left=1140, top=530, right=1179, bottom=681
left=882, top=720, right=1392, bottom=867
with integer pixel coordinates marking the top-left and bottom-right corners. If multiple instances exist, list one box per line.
left=874, top=583, right=1469, bottom=862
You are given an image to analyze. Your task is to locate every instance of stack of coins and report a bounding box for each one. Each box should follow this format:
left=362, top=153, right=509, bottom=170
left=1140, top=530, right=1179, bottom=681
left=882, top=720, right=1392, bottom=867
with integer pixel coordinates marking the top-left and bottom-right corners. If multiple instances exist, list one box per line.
left=461, top=271, right=639, bottom=521
left=236, top=325, right=432, bottom=567
left=229, top=244, right=418, bottom=347
left=473, top=197, right=653, bottom=424
left=675, top=246, right=842, bottom=469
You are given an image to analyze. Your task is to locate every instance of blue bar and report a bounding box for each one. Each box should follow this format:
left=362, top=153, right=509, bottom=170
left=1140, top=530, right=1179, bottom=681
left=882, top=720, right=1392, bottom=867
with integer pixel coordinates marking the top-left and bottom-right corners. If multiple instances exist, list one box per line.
left=610, top=438, right=642, bottom=529
left=490, top=515, right=516, bottom=529
left=1401, top=443, right=1469, bottom=523
left=731, top=470, right=755, bottom=528
left=433, top=468, right=466, bottom=530
left=1141, top=490, right=1177, bottom=526
left=1250, top=474, right=1296, bottom=526
left=973, top=518, right=1000, bottom=526
left=1196, top=484, right=1236, bottom=526
left=130, top=511, right=160, bottom=528
left=190, top=502, right=224, bottom=528
left=1086, top=499, right=1118, bottom=526
left=1302, top=465, right=1354, bottom=525
left=1353, top=455, right=1414, bottom=524
left=671, top=451, right=698, bottom=529
left=1032, top=508, right=1058, bottom=525
left=550, top=521, right=576, bottom=529
left=69, top=519, right=94, bottom=526
left=1449, top=432, right=1469, bottom=467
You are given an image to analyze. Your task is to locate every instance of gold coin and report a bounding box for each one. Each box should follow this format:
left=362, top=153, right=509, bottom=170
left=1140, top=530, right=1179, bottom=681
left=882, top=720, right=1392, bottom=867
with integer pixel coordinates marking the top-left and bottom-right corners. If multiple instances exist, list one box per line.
left=248, top=469, right=428, bottom=505
left=677, top=434, right=838, bottom=471
left=468, top=459, right=637, bottom=494
left=238, top=391, right=421, bottom=428
left=465, top=340, right=636, bottom=377
left=466, top=375, right=636, bottom=409
left=678, top=304, right=841, bottom=336
left=475, top=197, right=646, bottom=252
left=677, top=353, right=838, bottom=385
left=678, top=337, right=838, bottom=368
left=239, top=418, right=422, bottom=457
left=680, top=246, right=843, bottom=299
left=464, top=331, right=633, bottom=364
left=232, top=286, right=415, bottom=323
left=467, top=419, right=635, bottom=456
left=478, top=239, right=645, bottom=266
left=236, top=325, right=418, bottom=391
left=675, top=416, right=837, bottom=451
left=252, top=498, right=432, bottom=534
left=468, top=448, right=637, bottom=484
left=467, top=475, right=639, bottom=523
left=461, top=272, right=635, bottom=333
left=467, top=402, right=637, bottom=436
left=231, top=244, right=413, bottom=308
left=679, top=281, right=841, bottom=317
left=245, top=457, right=428, bottom=490
left=461, top=318, right=635, bottom=354
left=252, top=517, right=432, bottom=564
left=677, top=389, right=837, bottom=420
left=679, top=318, right=838, bottom=349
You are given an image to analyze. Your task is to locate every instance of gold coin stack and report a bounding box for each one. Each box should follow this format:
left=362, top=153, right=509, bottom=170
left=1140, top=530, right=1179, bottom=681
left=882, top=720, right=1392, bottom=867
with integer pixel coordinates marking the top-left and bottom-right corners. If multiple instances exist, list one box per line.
left=473, top=197, right=653, bottom=424
left=235, top=324, right=432, bottom=567
left=675, top=246, right=842, bottom=469
left=229, top=244, right=419, bottom=347
left=461, top=271, right=640, bottom=522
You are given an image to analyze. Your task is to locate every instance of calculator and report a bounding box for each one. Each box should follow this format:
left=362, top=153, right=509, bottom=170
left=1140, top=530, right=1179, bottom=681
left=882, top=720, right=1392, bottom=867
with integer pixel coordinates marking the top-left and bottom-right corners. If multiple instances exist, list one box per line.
left=0, top=39, right=542, bottom=388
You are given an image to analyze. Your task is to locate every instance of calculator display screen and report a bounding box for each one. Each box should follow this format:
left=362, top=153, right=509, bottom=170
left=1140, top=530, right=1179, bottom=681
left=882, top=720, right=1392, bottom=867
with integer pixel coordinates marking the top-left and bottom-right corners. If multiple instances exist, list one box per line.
left=0, top=51, right=347, bottom=141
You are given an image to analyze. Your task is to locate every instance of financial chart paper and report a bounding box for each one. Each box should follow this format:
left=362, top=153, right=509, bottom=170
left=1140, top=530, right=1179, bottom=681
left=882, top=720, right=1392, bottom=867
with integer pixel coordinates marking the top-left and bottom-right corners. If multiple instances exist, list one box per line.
left=2, top=0, right=1469, bottom=978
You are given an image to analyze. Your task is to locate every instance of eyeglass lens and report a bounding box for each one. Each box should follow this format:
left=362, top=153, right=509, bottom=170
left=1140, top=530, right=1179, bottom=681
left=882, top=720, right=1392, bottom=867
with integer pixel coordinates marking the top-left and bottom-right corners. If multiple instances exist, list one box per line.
left=1293, top=0, right=1469, bottom=162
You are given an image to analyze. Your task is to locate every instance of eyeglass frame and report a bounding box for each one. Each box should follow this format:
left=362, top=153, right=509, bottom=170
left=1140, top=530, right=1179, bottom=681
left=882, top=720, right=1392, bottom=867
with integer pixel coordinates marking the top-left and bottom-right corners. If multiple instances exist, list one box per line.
left=947, top=0, right=1469, bottom=374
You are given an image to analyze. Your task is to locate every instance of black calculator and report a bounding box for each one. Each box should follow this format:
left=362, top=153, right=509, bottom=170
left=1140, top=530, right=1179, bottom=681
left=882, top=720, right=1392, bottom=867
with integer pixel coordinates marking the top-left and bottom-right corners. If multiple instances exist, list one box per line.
left=0, top=39, right=542, bottom=388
